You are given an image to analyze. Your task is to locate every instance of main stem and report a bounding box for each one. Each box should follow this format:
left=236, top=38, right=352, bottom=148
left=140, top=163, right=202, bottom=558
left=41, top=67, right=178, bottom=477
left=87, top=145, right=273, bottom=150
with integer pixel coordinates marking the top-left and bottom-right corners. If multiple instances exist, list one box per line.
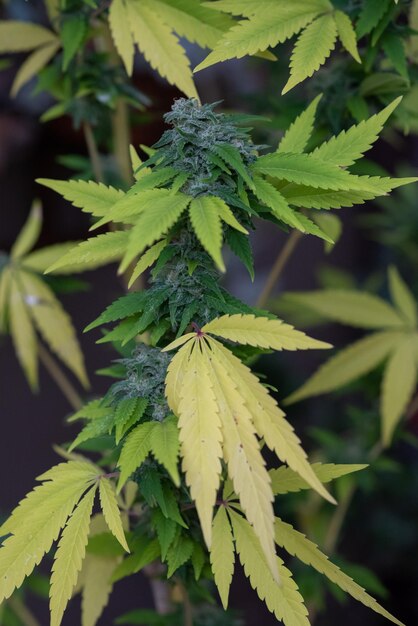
left=257, top=231, right=303, bottom=308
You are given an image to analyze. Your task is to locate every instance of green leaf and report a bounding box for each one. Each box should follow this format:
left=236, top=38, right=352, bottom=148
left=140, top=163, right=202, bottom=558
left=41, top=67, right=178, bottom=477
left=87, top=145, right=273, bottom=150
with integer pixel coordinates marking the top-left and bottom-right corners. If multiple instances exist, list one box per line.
left=381, top=337, right=417, bottom=446
left=23, top=242, right=82, bottom=274
left=388, top=266, right=417, bottom=327
left=214, top=144, right=254, bottom=190
left=282, top=289, right=405, bottom=329
left=312, top=98, right=401, bottom=167
left=152, top=510, right=177, bottom=560
left=120, top=193, right=191, bottom=272
left=128, top=240, right=167, bottom=288
left=270, top=462, right=368, bottom=495
left=61, top=14, right=87, bottom=70
left=128, top=0, right=198, bottom=98
left=11, top=41, right=60, bottom=96
left=115, top=397, right=148, bottom=445
left=189, top=196, right=224, bottom=271
left=356, top=0, right=391, bottom=38
left=195, top=2, right=326, bottom=71
left=117, top=422, right=156, bottom=491
left=226, top=230, right=254, bottom=280
left=99, top=478, right=130, bottom=552
left=11, top=201, right=42, bottom=259
left=208, top=195, right=248, bottom=233
left=334, top=10, right=360, bottom=63
left=230, top=511, right=310, bottom=626
left=50, top=485, right=96, bottom=626
left=210, top=507, right=234, bottom=609
left=111, top=538, right=160, bottom=583
left=166, top=535, right=194, bottom=576
left=46, top=231, right=129, bottom=274
left=277, top=95, right=322, bottom=154
left=36, top=178, right=123, bottom=217
left=282, top=14, right=338, bottom=94
left=252, top=175, right=304, bottom=230
left=68, top=413, right=114, bottom=452
left=382, top=33, right=409, bottom=81
left=0, top=21, right=58, bottom=53
left=150, top=416, right=180, bottom=486
left=286, top=331, right=403, bottom=404
left=274, top=517, right=404, bottom=626
left=85, top=291, right=147, bottom=331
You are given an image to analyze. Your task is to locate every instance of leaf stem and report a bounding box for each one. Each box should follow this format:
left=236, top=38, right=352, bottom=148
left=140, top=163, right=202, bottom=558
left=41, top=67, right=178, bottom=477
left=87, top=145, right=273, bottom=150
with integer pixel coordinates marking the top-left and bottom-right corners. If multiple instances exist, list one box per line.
left=257, top=230, right=303, bottom=308
left=8, top=596, right=41, bottom=626
left=83, top=122, right=105, bottom=184
left=38, top=343, right=84, bottom=410
left=178, top=580, right=194, bottom=626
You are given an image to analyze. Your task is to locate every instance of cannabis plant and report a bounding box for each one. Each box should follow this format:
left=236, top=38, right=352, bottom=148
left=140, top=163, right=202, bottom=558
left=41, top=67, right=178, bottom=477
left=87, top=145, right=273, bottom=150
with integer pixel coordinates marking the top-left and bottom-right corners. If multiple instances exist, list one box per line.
left=1, top=2, right=417, bottom=626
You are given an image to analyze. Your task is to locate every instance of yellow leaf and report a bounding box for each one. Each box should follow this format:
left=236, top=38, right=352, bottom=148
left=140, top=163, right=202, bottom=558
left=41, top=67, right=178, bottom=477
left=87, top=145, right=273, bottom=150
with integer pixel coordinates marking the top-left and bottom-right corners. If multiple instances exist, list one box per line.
left=0, top=267, right=11, bottom=332
left=11, top=200, right=42, bottom=259
left=210, top=507, right=235, bottom=609
left=0, top=21, right=57, bottom=53
left=388, top=266, right=417, bottom=328
left=381, top=337, right=417, bottom=446
left=50, top=485, right=97, bottom=626
left=11, top=41, right=60, bottom=96
left=109, top=0, right=134, bottom=75
left=209, top=337, right=335, bottom=504
left=270, top=462, right=367, bottom=495
left=8, top=274, right=38, bottom=389
left=164, top=339, right=194, bottom=414
left=127, top=0, right=199, bottom=99
left=203, top=341, right=277, bottom=579
left=175, top=340, right=223, bottom=546
left=274, top=517, right=404, bottom=626
left=202, top=313, right=331, bottom=350
left=99, top=478, right=130, bottom=552
left=230, top=511, right=310, bottom=626
left=18, top=270, right=88, bottom=387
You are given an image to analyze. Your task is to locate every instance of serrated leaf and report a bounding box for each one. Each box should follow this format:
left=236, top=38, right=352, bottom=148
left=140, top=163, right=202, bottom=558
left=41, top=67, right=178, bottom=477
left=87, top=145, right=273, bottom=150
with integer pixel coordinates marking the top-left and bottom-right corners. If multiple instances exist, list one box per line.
left=110, top=538, right=160, bottom=583
left=252, top=175, right=304, bottom=230
left=270, top=462, right=367, bottom=495
left=388, top=266, right=417, bottom=327
left=128, top=0, right=198, bottom=98
left=208, top=337, right=335, bottom=504
left=8, top=275, right=38, bottom=389
left=282, top=290, right=405, bottom=329
left=109, top=0, right=134, bottom=74
left=381, top=337, right=417, bottom=445
left=214, top=197, right=248, bottom=233
left=210, top=507, right=234, bottom=608
left=166, top=535, right=194, bottom=577
left=189, top=196, right=225, bottom=271
left=18, top=271, right=88, bottom=387
left=50, top=485, right=96, bottom=626
left=117, top=422, right=156, bottom=491
left=312, top=98, right=401, bottom=167
left=85, top=291, right=148, bottom=331
left=128, top=240, right=167, bottom=287
left=202, top=314, right=331, bottom=350
left=356, top=0, right=391, bottom=38
left=230, top=511, right=310, bottom=626
left=120, top=193, right=191, bottom=273
left=0, top=21, right=57, bottom=53
left=164, top=339, right=194, bottom=414
left=286, top=331, right=403, bottom=404
left=278, top=95, right=322, bottom=154
left=61, top=14, right=87, bottom=70
left=195, top=3, right=324, bottom=71
left=173, top=342, right=223, bottom=546
left=115, top=397, right=148, bottom=445
left=36, top=178, right=123, bottom=217
left=11, top=40, right=60, bottom=96
left=99, top=478, right=130, bottom=552
left=150, top=416, right=180, bottom=486
left=283, top=14, right=337, bottom=94
left=274, top=517, right=404, bottom=626
left=46, top=231, right=129, bottom=274
left=152, top=510, right=177, bottom=560
left=226, top=229, right=254, bottom=280
left=11, top=201, right=42, bottom=259
left=334, top=10, right=360, bottom=63
left=23, top=242, right=82, bottom=274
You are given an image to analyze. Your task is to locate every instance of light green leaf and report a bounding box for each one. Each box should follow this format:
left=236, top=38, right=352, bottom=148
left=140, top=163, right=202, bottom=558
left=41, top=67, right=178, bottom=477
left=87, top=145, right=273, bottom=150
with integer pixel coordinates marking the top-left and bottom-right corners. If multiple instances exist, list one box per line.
left=150, top=416, right=180, bottom=486
left=128, top=240, right=167, bottom=287
left=115, top=397, right=148, bottom=445
left=214, top=196, right=248, bottom=233
left=46, top=231, right=129, bottom=274
left=109, top=0, right=134, bottom=75
left=23, top=242, right=82, bottom=274
left=282, top=14, right=338, bottom=94
left=334, top=10, right=361, bottom=63
left=286, top=331, right=403, bottom=404
left=278, top=95, right=322, bottom=154
left=252, top=175, right=304, bottom=230
left=99, top=478, right=130, bottom=553
left=210, top=507, right=234, bottom=609
left=50, top=485, right=96, bottom=626
left=381, top=337, right=417, bottom=445
left=270, top=462, right=368, bottom=495
left=0, top=21, right=58, bottom=53
left=128, top=0, right=198, bottom=98
left=282, top=290, right=405, bottom=329
left=189, top=196, right=224, bottom=271
left=388, top=266, right=417, bottom=327
left=230, top=511, right=310, bottom=626
left=117, top=422, right=156, bottom=491
left=36, top=178, right=124, bottom=217
left=312, top=98, right=401, bottom=167
left=166, top=536, right=194, bottom=577
left=274, top=517, right=404, bottom=626
left=11, top=41, right=60, bottom=96
left=11, top=201, right=42, bottom=259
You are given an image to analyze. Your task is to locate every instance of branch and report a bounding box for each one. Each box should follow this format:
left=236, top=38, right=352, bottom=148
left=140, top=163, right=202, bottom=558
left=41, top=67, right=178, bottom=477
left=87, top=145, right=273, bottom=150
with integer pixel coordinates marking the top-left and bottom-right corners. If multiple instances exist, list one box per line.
left=38, top=343, right=83, bottom=411
left=257, top=230, right=303, bottom=308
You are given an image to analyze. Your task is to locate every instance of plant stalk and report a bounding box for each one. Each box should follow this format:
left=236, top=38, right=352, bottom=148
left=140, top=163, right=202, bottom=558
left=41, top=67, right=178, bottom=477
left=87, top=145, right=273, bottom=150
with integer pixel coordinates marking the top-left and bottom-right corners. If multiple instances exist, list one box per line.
left=8, top=596, right=41, bottom=626
left=257, top=230, right=303, bottom=308
left=38, top=343, right=84, bottom=411
left=83, top=122, right=105, bottom=184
